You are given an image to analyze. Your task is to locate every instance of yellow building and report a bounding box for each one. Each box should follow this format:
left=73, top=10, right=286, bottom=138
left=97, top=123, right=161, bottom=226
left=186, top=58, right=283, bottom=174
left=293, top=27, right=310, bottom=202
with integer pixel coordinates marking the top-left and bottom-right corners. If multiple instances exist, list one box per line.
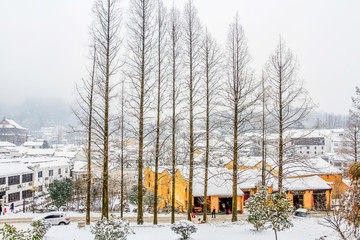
left=144, top=167, right=244, bottom=213
left=226, top=156, right=341, bottom=210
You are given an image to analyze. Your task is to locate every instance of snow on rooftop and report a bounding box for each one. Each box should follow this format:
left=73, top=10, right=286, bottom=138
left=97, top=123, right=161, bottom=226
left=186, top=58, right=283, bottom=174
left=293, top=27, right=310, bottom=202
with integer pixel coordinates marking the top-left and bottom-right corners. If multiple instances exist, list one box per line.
left=193, top=167, right=244, bottom=197
left=0, top=162, right=32, bottom=176
left=0, top=141, right=16, bottom=147
left=25, top=148, right=55, bottom=156
left=284, top=157, right=342, bottom=177
left=0, top=119, right=27, bottom=130
left=54, top=151, right=77, bottom=159
left=273, top=175, right=332, bottom=192
left=23, top=141, right=44, bottom=147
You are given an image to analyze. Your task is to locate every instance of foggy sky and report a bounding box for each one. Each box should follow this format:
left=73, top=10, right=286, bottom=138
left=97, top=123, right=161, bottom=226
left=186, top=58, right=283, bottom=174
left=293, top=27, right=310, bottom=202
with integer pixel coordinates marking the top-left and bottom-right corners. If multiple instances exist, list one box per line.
left=0, top=0, right=359, bottom=115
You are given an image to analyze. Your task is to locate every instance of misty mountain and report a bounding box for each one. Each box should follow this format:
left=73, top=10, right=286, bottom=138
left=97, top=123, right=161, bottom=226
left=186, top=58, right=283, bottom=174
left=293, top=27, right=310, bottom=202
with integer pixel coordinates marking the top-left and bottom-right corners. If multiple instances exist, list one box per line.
left=0, top=99, right=75, bottom=131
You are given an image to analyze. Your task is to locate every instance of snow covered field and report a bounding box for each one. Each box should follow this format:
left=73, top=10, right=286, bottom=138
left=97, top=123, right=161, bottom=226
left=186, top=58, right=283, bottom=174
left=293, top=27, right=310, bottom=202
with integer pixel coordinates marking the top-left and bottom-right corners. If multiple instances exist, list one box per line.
left=3, top=218, right=337, bottom=240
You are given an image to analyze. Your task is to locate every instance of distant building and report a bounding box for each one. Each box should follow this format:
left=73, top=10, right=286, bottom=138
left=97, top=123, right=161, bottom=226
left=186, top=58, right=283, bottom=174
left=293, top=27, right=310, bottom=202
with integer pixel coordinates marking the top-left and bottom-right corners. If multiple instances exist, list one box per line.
left=0, top=118, right=27, bottom=145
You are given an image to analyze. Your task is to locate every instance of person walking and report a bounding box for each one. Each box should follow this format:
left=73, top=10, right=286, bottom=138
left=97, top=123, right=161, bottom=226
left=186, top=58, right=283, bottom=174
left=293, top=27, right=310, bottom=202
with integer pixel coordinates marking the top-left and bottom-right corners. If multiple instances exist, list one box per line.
left=211, top=206, right=216, bottom=218
left=0, top=205, right=2, bottom=216
left=10, top=203, right=14, bottom=213
left=192, top=207, right=196, bottom=218
left=3, top=207, right=6, bottom=215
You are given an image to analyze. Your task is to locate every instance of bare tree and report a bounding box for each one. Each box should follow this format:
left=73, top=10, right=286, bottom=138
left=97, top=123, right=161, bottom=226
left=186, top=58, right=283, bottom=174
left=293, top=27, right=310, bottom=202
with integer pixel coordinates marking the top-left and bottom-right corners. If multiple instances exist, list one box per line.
left=92, top=0, right=122, bottom=219
left=183, top=0, right=203, bottom=221
left=127, top=0, right=155, bottom=225
left=168, top=6, right=182, bottom=224
left=340, top=87, right=360, bottom=164
left=119, top=79, right=126, bottom=218
left=265, top=39, right=312, bottom=192
left=152, top=0, right=168, bottom=225
left=73, top=40, right=97, bottom=225
left=223, top=14, right=259, bottom=222
left=201, top=29, right=222, bottom=222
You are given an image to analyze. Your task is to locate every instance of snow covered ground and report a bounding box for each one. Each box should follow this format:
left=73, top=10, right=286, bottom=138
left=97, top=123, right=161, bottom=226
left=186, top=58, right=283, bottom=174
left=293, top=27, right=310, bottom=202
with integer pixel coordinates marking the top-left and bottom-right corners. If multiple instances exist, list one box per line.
left=2, top=217, right=337, bottom=240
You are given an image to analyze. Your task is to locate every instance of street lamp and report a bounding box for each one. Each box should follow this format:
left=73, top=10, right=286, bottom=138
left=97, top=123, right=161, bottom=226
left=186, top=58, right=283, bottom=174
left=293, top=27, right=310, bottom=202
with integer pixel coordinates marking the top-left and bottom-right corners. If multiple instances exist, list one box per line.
left=29, top=185, right=38, bottom=213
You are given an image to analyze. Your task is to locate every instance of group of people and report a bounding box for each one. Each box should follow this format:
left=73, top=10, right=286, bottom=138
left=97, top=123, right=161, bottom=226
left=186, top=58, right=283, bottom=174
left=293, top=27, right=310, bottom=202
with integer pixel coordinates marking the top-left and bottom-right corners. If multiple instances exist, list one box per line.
left=191, top=206, right=217, bottom=219
left=0, top=203, right=14, bottom=215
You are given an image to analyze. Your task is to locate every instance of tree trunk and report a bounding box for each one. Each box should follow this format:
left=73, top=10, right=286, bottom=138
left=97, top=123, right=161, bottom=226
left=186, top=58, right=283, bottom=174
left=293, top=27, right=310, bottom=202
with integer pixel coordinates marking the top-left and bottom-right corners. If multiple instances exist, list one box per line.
left=86, top=43, right=96, bottom=225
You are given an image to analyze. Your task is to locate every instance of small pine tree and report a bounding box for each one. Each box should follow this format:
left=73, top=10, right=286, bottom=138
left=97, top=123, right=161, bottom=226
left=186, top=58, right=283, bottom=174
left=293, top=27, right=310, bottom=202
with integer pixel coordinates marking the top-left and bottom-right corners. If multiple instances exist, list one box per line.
left=48, top=178, right=74, bottom=210
left=268, top=191, right=294, bottom=240
left=246, top=186, right=273, bottom=230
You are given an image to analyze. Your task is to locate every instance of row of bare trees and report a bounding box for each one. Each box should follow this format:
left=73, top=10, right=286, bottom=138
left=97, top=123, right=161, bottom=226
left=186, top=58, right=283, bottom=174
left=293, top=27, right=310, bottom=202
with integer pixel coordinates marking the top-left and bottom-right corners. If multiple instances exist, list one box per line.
left=75, top=0, right=313, bottom=225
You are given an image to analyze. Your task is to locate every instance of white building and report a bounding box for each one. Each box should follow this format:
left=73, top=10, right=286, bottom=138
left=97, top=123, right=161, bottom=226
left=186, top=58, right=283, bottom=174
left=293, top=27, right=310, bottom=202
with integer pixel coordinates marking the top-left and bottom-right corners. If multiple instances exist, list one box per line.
left=0, top=157, right=71, bottom=207
left=0, top=162, right=34, bottom=207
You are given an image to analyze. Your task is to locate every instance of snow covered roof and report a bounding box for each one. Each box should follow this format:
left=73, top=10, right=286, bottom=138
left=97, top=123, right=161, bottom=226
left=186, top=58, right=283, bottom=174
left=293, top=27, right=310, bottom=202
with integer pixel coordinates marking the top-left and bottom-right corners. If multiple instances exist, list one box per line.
left=25, top=149, right=55, bottom=156
left=0, top=119, right=27, bottom=130
left=192, top=167, right=244, bottom=197
left=54, top=151, right=77, bottom=159
left=0, top=162, right=33, bottom=177
left=23, top=141, right=43, bottom=147
left=0, top=141, right=16, bottom=147
left=284, top=157, right=342, bottom=177
left=72, top=160, right=87, bottom=172
left=273, top=176, right=332, bottom=191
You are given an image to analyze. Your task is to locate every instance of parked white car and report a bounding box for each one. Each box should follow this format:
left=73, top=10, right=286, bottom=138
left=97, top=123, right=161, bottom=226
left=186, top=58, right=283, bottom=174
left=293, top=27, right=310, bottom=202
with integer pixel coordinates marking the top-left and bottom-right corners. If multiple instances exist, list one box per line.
left=294, top=208, right=309, bottom=218
left=32, top=213, right=70, bottom=225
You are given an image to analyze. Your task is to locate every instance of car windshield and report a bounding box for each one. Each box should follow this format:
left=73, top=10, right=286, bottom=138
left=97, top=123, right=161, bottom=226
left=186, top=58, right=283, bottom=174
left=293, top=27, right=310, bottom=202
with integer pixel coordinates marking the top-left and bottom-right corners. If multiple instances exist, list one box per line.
left=295, top=211, right=307, bottom=217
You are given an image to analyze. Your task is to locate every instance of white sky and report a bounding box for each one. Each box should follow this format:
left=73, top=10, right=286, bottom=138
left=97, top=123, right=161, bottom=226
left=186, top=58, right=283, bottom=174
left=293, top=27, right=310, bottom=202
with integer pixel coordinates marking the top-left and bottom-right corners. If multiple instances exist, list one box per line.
left=0, top=0, right=359, bottom=114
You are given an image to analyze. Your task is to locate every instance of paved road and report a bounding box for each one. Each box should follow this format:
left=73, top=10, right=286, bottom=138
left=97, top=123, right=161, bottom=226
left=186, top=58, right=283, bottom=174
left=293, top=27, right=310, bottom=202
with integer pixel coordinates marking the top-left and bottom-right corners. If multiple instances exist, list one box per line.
left=0, top=211, right=329, bottom=225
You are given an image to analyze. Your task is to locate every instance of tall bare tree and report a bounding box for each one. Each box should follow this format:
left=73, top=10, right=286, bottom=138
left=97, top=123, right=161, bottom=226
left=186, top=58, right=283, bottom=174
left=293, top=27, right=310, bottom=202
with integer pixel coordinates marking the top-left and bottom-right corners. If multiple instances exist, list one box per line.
left=201, top=29, right=222, bottom=222
left=127, top=0, right=155, bottom=225
left=73, top=40, right=97, bottom=225
left=265, top=39, right=312, bottom=192
left=119, top=79, right=126, bottom=218
left=153, top=0, right=168, bottom=225
left=261, top=73, right=267, bottom=186
left=224, top=14, right=259, bottom=222
left=91, top=0, right=122, bottom=219
left=168, top=6, right=182, bottom=224
left=183, top=0, right=202, bottom=221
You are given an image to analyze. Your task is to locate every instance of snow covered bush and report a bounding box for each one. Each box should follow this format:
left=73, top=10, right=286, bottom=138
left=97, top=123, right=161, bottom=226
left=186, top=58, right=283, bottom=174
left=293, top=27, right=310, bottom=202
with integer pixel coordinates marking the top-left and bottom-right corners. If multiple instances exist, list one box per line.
left=171, top=220, right=197, bottom=239
left=0, top=222, right=49, bottom=240
left=31, top=220, right=52, bottom=237
left=91, top=217, right=134, bottom=240
left=246, top=186, right=273, bottom=230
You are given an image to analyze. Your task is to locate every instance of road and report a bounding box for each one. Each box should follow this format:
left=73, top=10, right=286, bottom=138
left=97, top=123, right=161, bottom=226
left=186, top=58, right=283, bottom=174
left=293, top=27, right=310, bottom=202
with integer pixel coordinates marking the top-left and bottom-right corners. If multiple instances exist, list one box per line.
left=0, top=211, right=329, bottom=225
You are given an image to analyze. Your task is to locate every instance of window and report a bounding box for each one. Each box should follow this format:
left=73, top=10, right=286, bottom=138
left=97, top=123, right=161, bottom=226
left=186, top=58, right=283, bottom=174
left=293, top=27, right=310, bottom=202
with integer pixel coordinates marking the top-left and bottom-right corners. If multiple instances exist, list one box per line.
left=0, top=177, right=5, bottom=185
left=306, top=146, right=310, bottom=149
left=22, top=173, right=33, bottom=183
left=8, top=192, right=20, bottom=202
left=322, top=146, right=324, bottom=150
left=39, top=185, right=43, bottom=192
left=49, top=170, right=53, bottom=176
left=334, top=143, right=338, bottom=146
left=65, top=168, right=68, bottom=174
left=8, top=176, right=20, bottom=186
left=300, top=146, right=302, bottom=149
left=314, top=146, right=317, bottom=149
left=314, top=151, right=317, bottom=154
left=300, top=151, right=302, bottom=154
left=38, top=171, right=43, bottom=178
left=306, top=151, right=310, bottom=154
left=148, top=182, right=150, bottom=187
left=22, top=190, right=33, bottom=199
left=58, top=168, right=61, bottom=175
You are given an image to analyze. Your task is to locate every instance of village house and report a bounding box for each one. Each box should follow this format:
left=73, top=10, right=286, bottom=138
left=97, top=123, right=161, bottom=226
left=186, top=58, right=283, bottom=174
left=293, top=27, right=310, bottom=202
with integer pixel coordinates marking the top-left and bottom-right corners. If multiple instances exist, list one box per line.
left=145, top=166, right=244, bottom=214
left=0, top=119, right=27, bottom=146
